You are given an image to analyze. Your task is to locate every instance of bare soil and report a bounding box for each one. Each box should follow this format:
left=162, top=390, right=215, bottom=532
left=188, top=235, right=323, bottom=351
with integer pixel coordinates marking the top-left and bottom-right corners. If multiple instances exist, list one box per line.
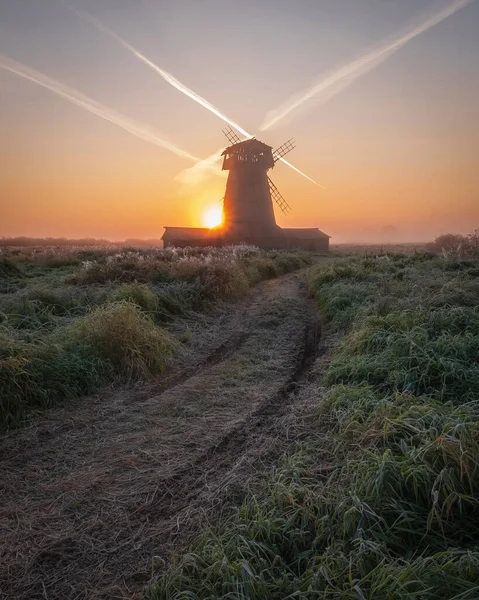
left=0, top=274, right=327, bottom=600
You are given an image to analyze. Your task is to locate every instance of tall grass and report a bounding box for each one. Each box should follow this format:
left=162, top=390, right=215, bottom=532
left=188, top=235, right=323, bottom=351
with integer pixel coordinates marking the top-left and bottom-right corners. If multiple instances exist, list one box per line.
left=70, top=301, right=175, bottom=379
left=313, top=257, right=479, bottom=402
left=0, top=284, right=110, bottom=330
left=150, top=253, right=479, bottom=599
left=0, top=302, right=175, bottom=428
left=70, top=246, right=311, bottom=287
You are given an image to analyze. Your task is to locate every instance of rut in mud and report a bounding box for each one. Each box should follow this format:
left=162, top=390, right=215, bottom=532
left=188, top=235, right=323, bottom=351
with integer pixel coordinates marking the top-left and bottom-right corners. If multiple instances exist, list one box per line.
left=0, top=274, right=324, bottom=600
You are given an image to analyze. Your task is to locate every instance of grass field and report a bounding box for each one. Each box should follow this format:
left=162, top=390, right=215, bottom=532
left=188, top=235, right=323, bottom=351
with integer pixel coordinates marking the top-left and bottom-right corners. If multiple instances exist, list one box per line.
left=151, top=250, right=479, bottom=599
left=1, top=238, right=478, bottom=599
left=0, top=245, right=311, bottom=429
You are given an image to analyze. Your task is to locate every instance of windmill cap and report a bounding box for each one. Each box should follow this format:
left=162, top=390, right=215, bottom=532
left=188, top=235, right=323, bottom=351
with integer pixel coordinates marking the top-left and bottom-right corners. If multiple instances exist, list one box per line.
left=222, top=138, right=273, bottom=155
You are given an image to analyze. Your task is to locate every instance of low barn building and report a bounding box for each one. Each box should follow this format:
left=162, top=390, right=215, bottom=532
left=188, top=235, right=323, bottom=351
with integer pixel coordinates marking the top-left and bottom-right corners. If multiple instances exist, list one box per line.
left=281, top=228, right=330, bottom=252
left=162, top=225, right=330, bottom=251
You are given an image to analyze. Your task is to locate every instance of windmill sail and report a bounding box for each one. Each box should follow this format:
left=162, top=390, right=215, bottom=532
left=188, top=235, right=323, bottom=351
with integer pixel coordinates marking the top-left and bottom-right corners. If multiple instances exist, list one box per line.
left=222, top=126, right=242, bottom=145
left=268, top=176, right=291, bottom=215
left=273, top=138, right=296, bottom=163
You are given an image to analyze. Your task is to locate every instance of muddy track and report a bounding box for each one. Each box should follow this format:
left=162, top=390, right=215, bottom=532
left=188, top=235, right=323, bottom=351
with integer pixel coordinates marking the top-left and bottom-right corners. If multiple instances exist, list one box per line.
left=136, top=302, right=320, bottom=518
left=0, top=274, right=323, bottom=600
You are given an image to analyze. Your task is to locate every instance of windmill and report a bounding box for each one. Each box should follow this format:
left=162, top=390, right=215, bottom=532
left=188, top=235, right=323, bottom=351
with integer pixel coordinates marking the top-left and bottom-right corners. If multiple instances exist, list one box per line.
left=221, top=127, right=293, bottom=241
left=162, top=127, right=330, bottom=251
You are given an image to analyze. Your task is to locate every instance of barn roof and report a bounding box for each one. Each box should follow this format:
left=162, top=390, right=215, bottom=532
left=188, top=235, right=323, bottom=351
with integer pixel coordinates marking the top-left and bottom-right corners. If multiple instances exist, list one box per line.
left=161, top=227, right=217, bottom=241
left=282, top=228, right=330, bottom=239
left=222, top=138, right=272, bottom=156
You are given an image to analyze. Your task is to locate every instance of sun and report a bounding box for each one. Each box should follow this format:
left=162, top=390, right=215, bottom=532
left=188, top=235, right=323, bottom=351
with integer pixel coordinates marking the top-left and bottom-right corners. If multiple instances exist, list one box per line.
left=202, top=204, right=223, bottom=228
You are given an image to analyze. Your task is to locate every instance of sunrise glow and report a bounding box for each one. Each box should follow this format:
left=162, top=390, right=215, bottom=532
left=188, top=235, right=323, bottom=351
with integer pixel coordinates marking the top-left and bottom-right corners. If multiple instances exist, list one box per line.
left=202, top=205, right=223, bottom=229
left=1, top=1, right=478, bottom=243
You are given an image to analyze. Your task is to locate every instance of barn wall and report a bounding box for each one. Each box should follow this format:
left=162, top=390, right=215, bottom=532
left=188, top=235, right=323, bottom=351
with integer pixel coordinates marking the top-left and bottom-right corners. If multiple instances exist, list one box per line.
left=163, top=233, right=330, bottom=251
left=164, top=238, right=217, bottom=248
left=284, top=239, right=329, bottom=252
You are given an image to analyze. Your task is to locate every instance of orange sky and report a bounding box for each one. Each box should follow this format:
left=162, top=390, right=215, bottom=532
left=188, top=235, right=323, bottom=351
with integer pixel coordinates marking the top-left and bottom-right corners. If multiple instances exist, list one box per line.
left=1, top=0, right=478, bottom=243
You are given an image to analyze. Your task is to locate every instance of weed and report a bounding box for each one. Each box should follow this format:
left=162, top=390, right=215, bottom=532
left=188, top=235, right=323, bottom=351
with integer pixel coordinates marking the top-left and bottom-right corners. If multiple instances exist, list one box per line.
left=70, top=301, right=176, bottom=379
left=0, top=257, right=25, bottom=279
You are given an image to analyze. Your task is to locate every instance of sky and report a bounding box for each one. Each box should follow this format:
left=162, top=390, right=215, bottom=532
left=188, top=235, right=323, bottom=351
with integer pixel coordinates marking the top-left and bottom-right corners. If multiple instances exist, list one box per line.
left=1, top=0, right=478, bottom=243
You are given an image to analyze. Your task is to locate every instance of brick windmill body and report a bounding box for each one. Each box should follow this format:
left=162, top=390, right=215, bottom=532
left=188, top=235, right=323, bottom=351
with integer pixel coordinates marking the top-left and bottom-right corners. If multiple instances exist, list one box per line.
left=162, top=128, right=330, bottom=251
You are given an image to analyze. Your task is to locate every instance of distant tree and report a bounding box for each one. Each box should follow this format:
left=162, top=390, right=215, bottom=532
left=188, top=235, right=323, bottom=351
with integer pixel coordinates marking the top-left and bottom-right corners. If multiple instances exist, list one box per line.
left=382, top=225, right=398, bottom=236
left=426, top=230, right=479, bottom=257
left=0, top=237, right=111, bottom=247
left=465, top=230, right=479, bottom=256
left=427, top=233, right=465, bottom=253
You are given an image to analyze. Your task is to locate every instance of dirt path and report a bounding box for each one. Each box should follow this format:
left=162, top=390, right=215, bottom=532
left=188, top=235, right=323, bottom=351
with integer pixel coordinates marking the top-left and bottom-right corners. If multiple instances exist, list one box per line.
left=0, top=274, right=323, bottom=600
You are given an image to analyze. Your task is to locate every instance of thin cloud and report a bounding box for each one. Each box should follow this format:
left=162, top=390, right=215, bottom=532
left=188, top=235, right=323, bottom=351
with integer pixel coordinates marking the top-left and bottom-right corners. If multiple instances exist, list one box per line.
left=68, top=6, right=252, bottom=138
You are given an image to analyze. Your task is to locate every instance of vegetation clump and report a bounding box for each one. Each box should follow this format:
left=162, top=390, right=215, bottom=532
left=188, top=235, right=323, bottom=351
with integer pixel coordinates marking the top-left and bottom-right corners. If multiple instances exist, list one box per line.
left=427, top=229, right=479, bottom=257
left=0, top=302, right=176, bottom=428
left=0, top=244, right=309, bottom=428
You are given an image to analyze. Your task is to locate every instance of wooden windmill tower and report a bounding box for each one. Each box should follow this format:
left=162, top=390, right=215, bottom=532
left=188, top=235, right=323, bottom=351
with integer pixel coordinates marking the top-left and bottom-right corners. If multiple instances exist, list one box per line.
left=220, top=127, right=294, bottom=243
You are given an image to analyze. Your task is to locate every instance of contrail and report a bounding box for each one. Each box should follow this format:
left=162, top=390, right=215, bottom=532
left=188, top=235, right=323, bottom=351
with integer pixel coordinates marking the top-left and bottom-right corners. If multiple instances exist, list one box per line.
left=0, top=54, right=200, bottom=162
left=70, top=6, right=322, bottom=186
left=279, top=156, right=321, bottom=186
left=260, top=0, right=474, bottom=130
left=69, top=6, right=252, bottom=138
